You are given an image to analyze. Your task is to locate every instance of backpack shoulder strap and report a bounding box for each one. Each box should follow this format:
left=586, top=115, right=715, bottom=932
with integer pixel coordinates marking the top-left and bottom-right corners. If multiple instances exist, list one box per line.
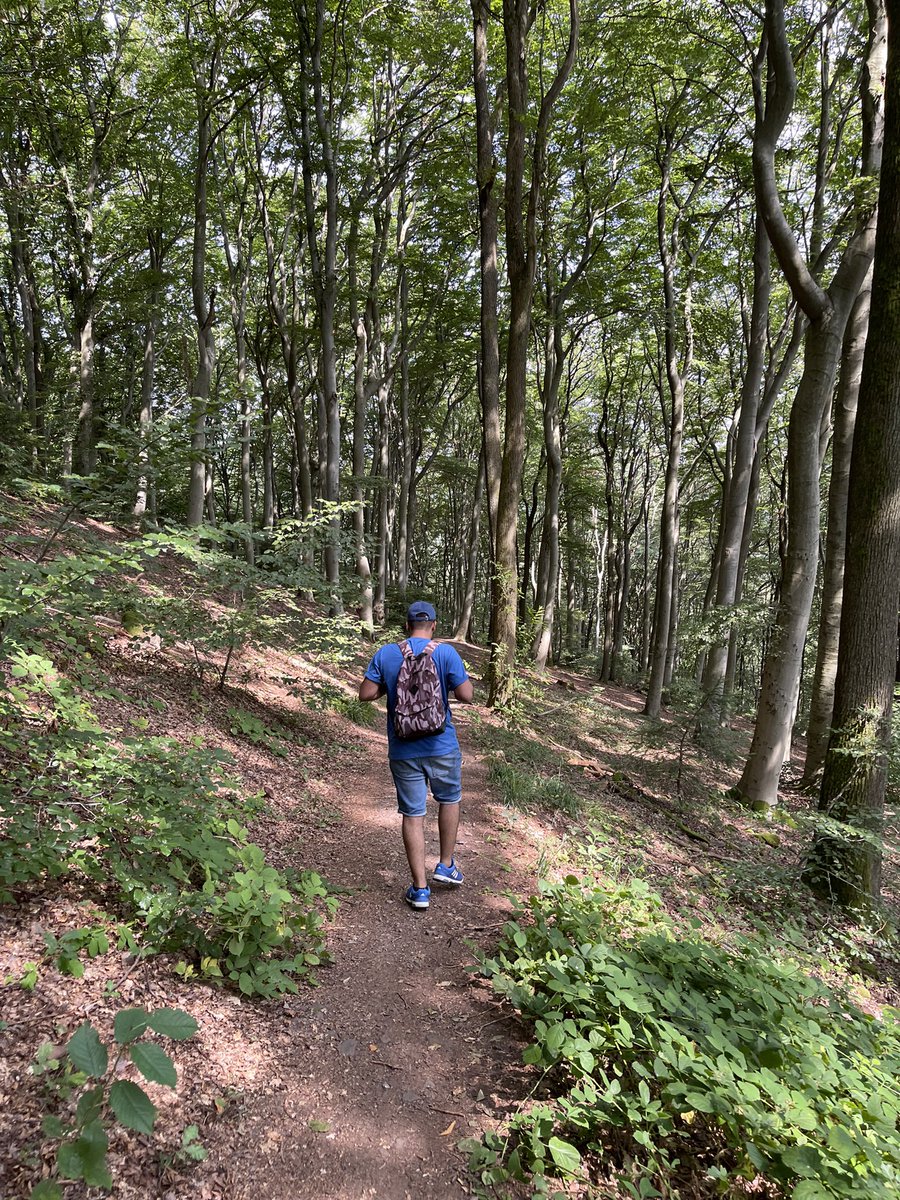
left=398, top=639, right=412, bottom=658
left=423, top=640, right=438, bottom=657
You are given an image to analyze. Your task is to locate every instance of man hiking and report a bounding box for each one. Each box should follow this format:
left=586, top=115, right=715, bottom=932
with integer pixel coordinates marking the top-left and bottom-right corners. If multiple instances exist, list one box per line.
left=358, top=601, right=474, bottom=910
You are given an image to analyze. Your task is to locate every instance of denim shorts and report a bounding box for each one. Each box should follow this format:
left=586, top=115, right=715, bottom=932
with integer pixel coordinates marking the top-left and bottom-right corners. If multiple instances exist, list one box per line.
left=389, top=751, right=463, bottom=817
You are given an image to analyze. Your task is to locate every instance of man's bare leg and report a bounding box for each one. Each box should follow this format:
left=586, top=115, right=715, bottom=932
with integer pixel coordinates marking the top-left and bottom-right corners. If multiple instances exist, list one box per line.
left=438, top=801, right=459, bottom=868
left=402, top=815, right=427, bottom=888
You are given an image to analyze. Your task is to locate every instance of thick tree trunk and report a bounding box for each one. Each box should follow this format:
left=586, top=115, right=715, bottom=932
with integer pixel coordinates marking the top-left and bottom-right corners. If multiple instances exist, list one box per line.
left=804, top=0, right=900, bottom=906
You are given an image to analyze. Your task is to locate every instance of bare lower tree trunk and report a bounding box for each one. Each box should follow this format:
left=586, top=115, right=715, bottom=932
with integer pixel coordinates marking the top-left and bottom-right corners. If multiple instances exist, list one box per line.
left=454, top=446, right=486, bottom=641
left=702, top=216, right=771, bottom=703
left=352, top=316, right=374, bottom=630
left=532, top=321, right=565, bottom=670
left=803, top=271, right=872, bottom=781
left=645, top=124, right=692, bottom=718
left=134, top=232, right=161, bottom=524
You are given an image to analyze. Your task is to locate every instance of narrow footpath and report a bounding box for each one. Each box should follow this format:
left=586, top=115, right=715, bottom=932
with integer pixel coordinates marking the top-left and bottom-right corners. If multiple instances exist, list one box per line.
left=225, top=699, right=533, bottom=1200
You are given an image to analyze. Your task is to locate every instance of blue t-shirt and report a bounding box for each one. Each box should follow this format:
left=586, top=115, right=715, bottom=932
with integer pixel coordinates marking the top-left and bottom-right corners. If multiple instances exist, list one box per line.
left=364, top=638, right=469, bottom=760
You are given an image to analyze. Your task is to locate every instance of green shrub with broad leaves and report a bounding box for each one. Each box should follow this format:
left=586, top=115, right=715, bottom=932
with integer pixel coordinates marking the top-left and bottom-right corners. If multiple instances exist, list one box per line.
left=473, top=876, right=900, bottom=1199
left=30, top=1006, right=198, bottom=1197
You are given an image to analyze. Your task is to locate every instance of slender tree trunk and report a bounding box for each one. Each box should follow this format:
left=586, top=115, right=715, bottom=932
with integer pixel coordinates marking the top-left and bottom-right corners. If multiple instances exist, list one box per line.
left=134, top=232, right=161, bottom=524
left=645, top=132, right=692, bottom=718
left=532, top=320, right=565, bottom=669
left=487, top=0, right=578, bottom=705
left=702, top=216, right=771, bottom=703
left=803, top=271, right=872, bottom=781
left=471, top=0, right=502, bottom=548
left=454, top=446, right=486, bottom=641
left=186, top=35, right=217, bottom=527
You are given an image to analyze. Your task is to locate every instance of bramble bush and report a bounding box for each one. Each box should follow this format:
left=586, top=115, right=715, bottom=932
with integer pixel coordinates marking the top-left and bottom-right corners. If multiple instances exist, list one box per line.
left=473, top=876, right=900, bottom=1199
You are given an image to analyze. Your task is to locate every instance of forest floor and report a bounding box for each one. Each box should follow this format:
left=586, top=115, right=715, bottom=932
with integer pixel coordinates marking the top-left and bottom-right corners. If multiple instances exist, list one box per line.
left=1, top=501, right=899, bottom=1200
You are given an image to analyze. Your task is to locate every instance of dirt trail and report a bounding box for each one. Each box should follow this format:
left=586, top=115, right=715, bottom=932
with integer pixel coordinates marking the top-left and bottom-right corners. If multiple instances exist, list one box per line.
left=226, top=702, right=532, bottom=1200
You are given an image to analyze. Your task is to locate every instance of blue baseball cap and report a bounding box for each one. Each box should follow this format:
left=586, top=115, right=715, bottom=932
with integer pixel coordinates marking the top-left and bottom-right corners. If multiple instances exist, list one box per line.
left=407, top=600, right=436, bottom=623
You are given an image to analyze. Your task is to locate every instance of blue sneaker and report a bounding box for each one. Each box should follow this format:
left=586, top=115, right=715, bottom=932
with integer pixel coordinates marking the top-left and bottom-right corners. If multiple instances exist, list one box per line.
left=433, top=859, right=464, bottom=886
left=405, top=885, right=430, bottom=909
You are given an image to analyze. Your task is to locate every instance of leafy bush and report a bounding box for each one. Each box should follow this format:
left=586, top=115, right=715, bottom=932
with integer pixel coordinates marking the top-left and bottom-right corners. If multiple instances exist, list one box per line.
left=305, top=679, right=376, bottom=727
left=0, top=653, right=335, bottom=997
left=31, top=1006, right=198, bottom=1196
left=475, top=876, right=900, bottom=1198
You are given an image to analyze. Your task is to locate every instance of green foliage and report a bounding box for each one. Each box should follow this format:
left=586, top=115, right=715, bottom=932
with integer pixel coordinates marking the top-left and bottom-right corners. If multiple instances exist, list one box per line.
left=305, top=679, right=376, bottom=727
left=489, top=759, right=580, bottom=817
left=42, top=927, right=110, bottom=978
left=476, top=875, right=900, bottom=1198
left=0, top=648, right=334, bottom=997
left=33, top=1007, right=198, bottom=1194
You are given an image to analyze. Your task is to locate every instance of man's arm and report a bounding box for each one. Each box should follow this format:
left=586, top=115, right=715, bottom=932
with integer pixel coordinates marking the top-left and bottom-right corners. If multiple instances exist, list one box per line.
left=359, top=678, right=386, bottom=702
left=453, top=678, right=474, bottom=704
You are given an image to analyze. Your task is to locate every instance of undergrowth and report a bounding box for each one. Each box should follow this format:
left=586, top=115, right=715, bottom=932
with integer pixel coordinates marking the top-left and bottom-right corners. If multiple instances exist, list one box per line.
left=0, top=520, right=339, bottom=997
left=472, top=874, right=900, bottom=1199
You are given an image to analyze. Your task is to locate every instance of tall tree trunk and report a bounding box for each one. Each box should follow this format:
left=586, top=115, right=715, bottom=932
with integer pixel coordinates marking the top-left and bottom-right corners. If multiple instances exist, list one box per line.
left=702, top=216, right=771, bottom=703
left=532, top=320, right=565, bottom=669
left=298, top=0, right=341, bottom=603
left=454, top=446, right=486, bottom=641
left=134, top=231, right=161, bottom=524
left=471, top=0, right=502, bottom=548
left=645, top=128, right=692, bottom=719
left=186, top=29, right=218, bottom=527
left=487, top=0, right=578, bottom=705
left=803, top=271, right=872, bottom=781
left=804, top=0, right=900, bottom=905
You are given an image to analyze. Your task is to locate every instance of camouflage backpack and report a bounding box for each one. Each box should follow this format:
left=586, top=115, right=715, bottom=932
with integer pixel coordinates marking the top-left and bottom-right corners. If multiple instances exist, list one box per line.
left=393, top=640, right=446, bottom=741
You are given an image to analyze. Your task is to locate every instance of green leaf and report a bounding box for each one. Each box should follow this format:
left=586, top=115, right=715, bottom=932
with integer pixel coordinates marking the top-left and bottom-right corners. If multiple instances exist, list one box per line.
left=147, top=1008, right=198, bottom=1040
left=57, top=1122, right=111, bottom=1188
left=57, top=1141, right=85, bottom=1182
left=75, top=1086, right=104, bottom=1128
left=130, top=1043, right=177, bottom=1087
left=29, top=1182, right=63, bottom=1199
left=41, top=1111, right=65, bottom=1139
left=76, top=1121, right=113, bottom=1189
left=113, top=1007, right=149, bottom=1044
left=684, top=1091, right=715, bottom=1113
left=548, top=1136, right=581, bottom=1175
left=108, top=1080, right=157, bottom=1134
left=67, top=1023, right=108, bottom=1078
